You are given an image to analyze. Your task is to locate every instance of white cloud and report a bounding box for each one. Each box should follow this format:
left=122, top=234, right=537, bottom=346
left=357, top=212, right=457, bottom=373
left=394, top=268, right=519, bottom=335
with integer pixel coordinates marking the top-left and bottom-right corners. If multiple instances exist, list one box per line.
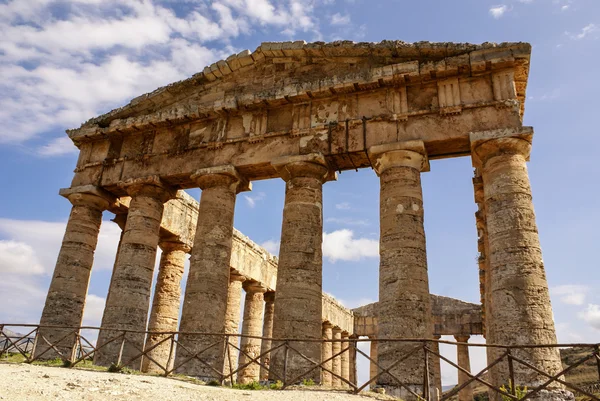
left=551, top=284, right=589, bottom=306
left=326, top=217, right=370, bottom=226
left=567, top=23, right=598, bottom=40
left=37, top=136, right=78, bottom=157
left=0, top=240, right=45, bottom=275
left=243, top=192, right=266, bottom=208
left=579, top=304, right=600, bottom=330
left=330, top=12, right=350, bottom=25
left=561, top=5, right=569, bottom=11
left=335, top=202, right=351, bottom=210
left=489, top=5, right=509, bottom=18
left=261, top=239, right=280, bottom=255
left=322, top=229, right=379, bottom=263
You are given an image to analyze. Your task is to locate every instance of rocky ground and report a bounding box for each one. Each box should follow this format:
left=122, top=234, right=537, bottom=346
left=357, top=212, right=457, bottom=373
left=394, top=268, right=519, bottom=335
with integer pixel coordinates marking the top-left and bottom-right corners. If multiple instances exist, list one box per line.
left=0, top=363, right=392, bottom=401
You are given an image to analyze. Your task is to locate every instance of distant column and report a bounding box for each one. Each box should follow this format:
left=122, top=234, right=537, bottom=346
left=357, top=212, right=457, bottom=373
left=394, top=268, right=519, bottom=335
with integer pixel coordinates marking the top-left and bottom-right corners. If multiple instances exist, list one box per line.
left=237, top=282, right=266, bottom=384
left=175, top=166, right=249, bottom=380
left=95, top=177, right=174, bottom=369
left=432, top=335, right=443, bottom=398
left=369, top=141, right=433, bottom=400
left=341, top=332, right=350, bottom=387
left=142, top=241, right=190, bottom=374
left=332, top=327, right=342, bottom=387
left=321, top=323, right=333, bottom=386
left=259, top=291, right=275, bottom=381
left=369, top=338, right=378, bottom=383
left=349, top=335, right=358, bottom=386
left=269, top=154, right=333, bottom=383
left=35, top=187, right=113, bottom=360
left=223, top=274, right=245, bottom=382
left=455, top=335, right=473, bottom=401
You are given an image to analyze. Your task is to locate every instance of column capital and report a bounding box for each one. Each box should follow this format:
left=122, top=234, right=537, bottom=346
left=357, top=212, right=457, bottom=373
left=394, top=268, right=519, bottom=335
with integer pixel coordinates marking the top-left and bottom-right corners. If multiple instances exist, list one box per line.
left=454, top=335, right=470, bottom=343
left=230, top=273, right=246, bottom=283
left=60, top=185, right=116, bottom=211
left=119, top=176, right=177, bottom=202
left=332, top=326, right=343, bottom=335
left=341, top=331, right=350, bottom=339
left=191, top=165, right=251, bottom=193
left=368, top=140, right=430, bottom=175
left=159, top=240, right=191, bottom=254
left=271, top=153, right=336, bottom=183
left=470, top=127, right=533, bottom=167
left=243, top=281, right=267, bottom=294
left=264, top=291, right=276, bottom=303
left=322, top=322, right=334, bottom=330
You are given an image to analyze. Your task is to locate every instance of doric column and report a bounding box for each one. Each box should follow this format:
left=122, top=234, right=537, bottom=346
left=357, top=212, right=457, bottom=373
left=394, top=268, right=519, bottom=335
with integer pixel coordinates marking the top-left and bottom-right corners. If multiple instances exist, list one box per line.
left=269, top=153, right=334, bottom=383
left=369, top=338, right=378, bottom=383
left=35, top=186, right=113, bottom=360
left=332, top=327, right=342, bottom=387
left=142, top=241, right=190, bottom=374
left=237, top=282, right=267, bottom=384
left=175, top=166, right=250, bottom=380
left=369, top=141, right=434, bottom=400
left=341, top=332, right=350, bottom=388
left=95, top=177, right=175, bottom=368
left=103, top=213, right=127, bottom=310
left=432, top=335, right=443, bottom=399
left=224, top=274, right=245, bottom=382
left=471, top=128, right=570, bottom=400
left=321, top=323, right=333, bottom=386
left=454, top=335, right=473, bottom=401
left=259, top=291, right=275, bottom=381
left=349, top=335, right=358, bottom=386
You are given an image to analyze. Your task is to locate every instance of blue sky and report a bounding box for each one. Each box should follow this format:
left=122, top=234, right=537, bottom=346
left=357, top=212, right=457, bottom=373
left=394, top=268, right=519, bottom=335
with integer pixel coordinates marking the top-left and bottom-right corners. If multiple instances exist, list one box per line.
left=0, top=0, right=599, bottom=386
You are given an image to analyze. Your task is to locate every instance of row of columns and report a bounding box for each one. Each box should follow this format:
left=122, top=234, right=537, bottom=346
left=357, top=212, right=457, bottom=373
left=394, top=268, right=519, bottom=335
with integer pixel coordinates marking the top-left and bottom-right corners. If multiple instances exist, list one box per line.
left=37, top=128, right=567, bottom=400
left=321, top=322, right=354, bottom=387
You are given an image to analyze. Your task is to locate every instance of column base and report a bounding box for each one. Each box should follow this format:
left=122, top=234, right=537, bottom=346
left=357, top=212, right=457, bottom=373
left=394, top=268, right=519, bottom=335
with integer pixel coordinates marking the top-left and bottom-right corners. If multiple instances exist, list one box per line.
left=522, top=389, right=575, bottom=401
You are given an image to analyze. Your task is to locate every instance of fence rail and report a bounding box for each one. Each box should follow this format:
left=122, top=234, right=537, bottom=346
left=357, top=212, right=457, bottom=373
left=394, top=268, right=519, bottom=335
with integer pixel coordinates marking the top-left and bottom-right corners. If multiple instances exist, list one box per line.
left=1, top=323, right=599, bottom=400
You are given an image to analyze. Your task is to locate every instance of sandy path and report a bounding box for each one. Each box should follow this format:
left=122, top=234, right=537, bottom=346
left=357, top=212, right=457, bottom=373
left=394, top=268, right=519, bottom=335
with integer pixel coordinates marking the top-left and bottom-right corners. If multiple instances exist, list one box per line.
left=0, top=363, right=386, bottom=401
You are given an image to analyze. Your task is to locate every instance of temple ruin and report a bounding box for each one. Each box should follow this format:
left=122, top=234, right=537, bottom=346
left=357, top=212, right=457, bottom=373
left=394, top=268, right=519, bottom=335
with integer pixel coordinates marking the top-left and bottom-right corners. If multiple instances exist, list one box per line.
left=35, top=40, right=571, bottom=400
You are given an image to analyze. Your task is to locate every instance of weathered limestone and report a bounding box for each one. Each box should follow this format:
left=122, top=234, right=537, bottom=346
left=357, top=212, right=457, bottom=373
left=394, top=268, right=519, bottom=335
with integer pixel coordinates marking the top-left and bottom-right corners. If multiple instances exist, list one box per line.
left=349, top=335, right=358, bottom=386
left=259, top=291, right=275, bottom=381
left=455, top=335, right=473, bottom=401
left=237, top=282, right=266, bottom=384
left=35, top=187, right=112, bottom=360
left=176, top=166, right=249, bottom=380
left=341, top=332, right=350, bottom=388
left=321, top=323, right=333, bottom=386
left=96, top=177, right=174, bottom=368
left=224, top=274, right=245, bottom=381
left=332, top=327, right=342, bottom=387
left=432, top=335, right=443, bottom=398
left=471, top=128, right=572, bottom=401
left=269, top=154, right=332, bottom=383
left=369, top=141, right=434, bottom=400
left=369, top=339, right=378, bottom=383
left=142, top=241, right=190, bottom=374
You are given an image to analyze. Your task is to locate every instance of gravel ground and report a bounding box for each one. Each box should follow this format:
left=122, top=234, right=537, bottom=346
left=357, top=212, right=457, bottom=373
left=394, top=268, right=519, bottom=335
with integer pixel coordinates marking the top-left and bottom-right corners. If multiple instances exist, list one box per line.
left=0, top=363, right=390, bottom=401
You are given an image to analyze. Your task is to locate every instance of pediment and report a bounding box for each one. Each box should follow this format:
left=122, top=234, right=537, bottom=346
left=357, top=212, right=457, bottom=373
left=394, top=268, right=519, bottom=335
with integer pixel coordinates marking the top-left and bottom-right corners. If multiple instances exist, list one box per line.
left=68, top=40, right=531, bottom=144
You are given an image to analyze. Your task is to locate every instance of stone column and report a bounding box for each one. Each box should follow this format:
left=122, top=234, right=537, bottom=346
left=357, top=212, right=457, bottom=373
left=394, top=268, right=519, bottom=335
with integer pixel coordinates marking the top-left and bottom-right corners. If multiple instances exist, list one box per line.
left=341, top=332, right=350, bottom=388
left=332, top=327, right=342, bottom=387
left=432, top=335, right=443, bottom=398
left=175, top=166, right=250, bottom=380
left=237, top=282, right=266, bottom=384
left=95, top=177, right=174, bottom=369
left=369, top=141, right=434, bottom=400
left=369, top=338, right=378, bottom=384
left=455, top=335, right=473, bottom=401
left=103, top=213, right=127, bottom=310
left=471, top=128, right=571, bottom=401
left=142, top=241, right=190, bottom=374
left=224, top=274, right=245, bottom=382
left=322, top=323, right=333, bottom=386
left=259, top=291, right=275, bottom=381
left=35, top=186, right=113, bottom=360
left=269, top=154, right=333, bottom=383
left=349, top=335, right=358, bottom=386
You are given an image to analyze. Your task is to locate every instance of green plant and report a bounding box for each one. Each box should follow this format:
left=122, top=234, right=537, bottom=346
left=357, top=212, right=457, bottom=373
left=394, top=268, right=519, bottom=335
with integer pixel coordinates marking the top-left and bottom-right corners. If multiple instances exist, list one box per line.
left=269, top=380, right=283, bottom=390
left=500, top=380, right=528, bottom=400
left=301, top=378, right=315, bottom=386
left=232, top=381, right=263, bottom=390
left=108, top=363, right=122, bottom=373
left=207, top=379, right=221, bottom=386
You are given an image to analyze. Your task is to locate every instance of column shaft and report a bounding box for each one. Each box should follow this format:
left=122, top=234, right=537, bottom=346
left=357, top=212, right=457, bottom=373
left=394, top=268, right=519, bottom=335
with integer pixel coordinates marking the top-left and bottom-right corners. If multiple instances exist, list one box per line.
left=259, top=292, right=275, bottom=381
left=269, top=155, right=330, bottom=383
left=175, top=166, right=248, bottom=380
left=370, top=142, right=433, bottom=400
left=341, top=333, right=350, bottom=388
left=142, top=242, right=189, bottom=373
left=332, top=328, right=342, bottom=387
left=472, top=130, right=570, bottom=400
left=369, top=339, right=378, bottom=384
left=95, top=179, right=172, bottom=369
left=432, top=335, right=442, bottom=399
left=322, top=324, right=333, bottom=386
left=36, top=192, right=109, bottom=360
left=455, top=336, right=473, bottom=401
left=224, top=275, right=245, bottom=382
left=349, top=336, right=358, bottom=386
left=237, top=284, right=266, bottom=384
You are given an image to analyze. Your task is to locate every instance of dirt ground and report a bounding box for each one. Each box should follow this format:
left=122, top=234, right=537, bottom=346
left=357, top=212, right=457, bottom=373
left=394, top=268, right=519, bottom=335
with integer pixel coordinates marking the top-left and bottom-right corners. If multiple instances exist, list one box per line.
left=0, top=363, right=389, bottom=401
